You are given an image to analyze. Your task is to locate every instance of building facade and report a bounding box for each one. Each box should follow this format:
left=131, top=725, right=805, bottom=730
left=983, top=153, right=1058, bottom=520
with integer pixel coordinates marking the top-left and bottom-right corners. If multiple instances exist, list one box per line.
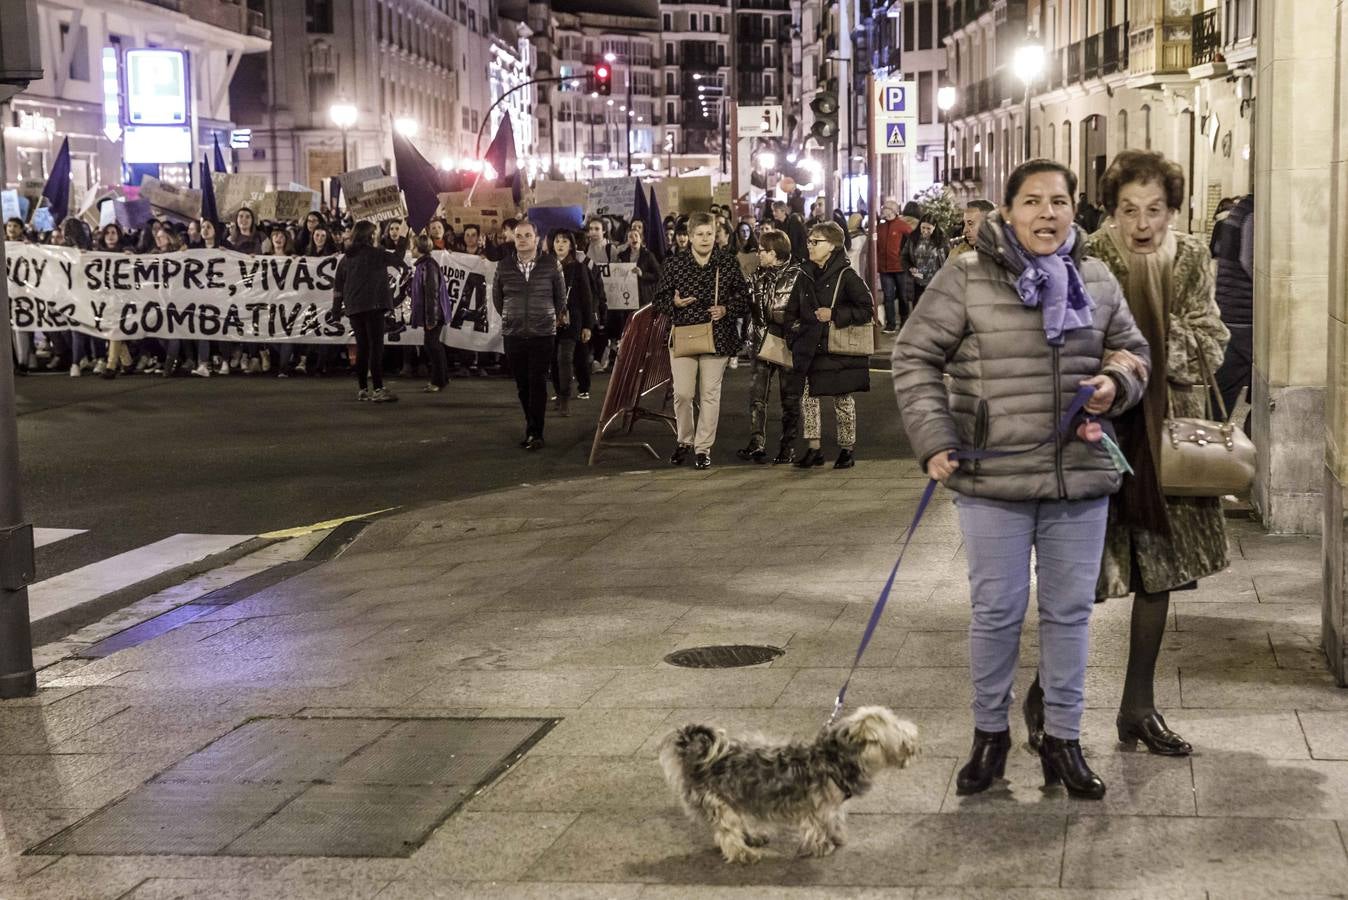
left=1, top=0, right=269, bottom=202
left=942, top=0, right=1257, bottom=233
left=232, top=0, right=534, bottom=193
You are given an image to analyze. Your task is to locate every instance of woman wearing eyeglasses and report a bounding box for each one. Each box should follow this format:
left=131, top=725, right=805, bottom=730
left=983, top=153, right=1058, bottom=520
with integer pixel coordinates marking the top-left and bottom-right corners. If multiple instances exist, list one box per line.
left=790, top=222, right=873, bottom=469
left=735, top=230, right=813, bottom=464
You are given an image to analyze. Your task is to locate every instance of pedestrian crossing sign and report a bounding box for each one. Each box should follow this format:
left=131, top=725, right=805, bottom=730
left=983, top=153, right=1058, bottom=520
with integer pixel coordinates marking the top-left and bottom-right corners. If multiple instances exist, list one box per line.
left=882, top=121, right=909, bottom=152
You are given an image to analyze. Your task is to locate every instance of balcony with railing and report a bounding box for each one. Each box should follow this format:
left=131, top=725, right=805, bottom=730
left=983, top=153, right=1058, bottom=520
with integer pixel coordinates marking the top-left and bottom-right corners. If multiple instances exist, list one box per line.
left=1083, top=33, right=1101, bottom=79
left=1102, top=23, right=1129, bottom=73
left=1192, top=8, right=1221, bottom=65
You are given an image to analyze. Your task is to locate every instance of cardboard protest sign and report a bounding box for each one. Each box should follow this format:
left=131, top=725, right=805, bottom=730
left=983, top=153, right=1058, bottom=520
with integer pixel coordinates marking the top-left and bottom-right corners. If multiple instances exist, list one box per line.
left=587, top=177, right=637, bottom=219
left=440, top=204, right=509, bottom=239
left=113, top=198, right=153, bottom=231
left=437, top=186, right=518, bottom=217
left=713, top=182, right=731, bottom=208
left=531, top=180, right=588, bottom=210
left=141, top=176, right=202, bottom=221
left=212, top=173, right=268, bottom=221
left=347, top=175, right=408, bottom=224
left=249, top=190, right=315, bottom=223
left=1, top=190, right=20, bottom=222
left=337, top=166, right=385, bottom=204
left=30, top=208, right=55, bottom=233
left=672, top=176, right=713, bottom=213
left=593, top=261, right=641, bottom=311
left=284, top=183, right=322, bottom=212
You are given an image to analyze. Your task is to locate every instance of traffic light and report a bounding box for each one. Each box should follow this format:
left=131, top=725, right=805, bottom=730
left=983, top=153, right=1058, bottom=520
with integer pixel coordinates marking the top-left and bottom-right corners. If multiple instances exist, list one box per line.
left=592, top=64, right=612, bottom=96
left=809, top=91, right=839, bottom=142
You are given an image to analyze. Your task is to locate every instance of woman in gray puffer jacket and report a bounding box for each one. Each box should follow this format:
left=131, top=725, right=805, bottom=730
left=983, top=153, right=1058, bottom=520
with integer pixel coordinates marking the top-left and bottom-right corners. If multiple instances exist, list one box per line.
left=892, top=160, right=1150, bottom=802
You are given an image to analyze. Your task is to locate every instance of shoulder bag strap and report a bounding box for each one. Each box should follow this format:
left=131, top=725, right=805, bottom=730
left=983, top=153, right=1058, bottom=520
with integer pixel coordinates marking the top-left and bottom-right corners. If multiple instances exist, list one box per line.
left=829, top=272, right=843, bottom=309
left=714, top=269, right=720, bottom=307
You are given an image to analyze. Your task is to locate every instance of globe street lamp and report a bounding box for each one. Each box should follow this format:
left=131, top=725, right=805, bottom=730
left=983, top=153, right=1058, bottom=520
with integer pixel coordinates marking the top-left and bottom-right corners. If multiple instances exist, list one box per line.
left=329, top=101, right=358, bottom=173
left=1013, top=44, right=1045, bottom=159
left=936, top=86, right=957, bottom=185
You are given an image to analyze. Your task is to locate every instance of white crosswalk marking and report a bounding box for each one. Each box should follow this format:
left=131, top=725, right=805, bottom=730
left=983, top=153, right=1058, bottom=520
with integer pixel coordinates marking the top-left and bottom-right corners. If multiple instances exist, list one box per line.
left=33, top=527, right=88, bottom=549
left=27, top=533, right=253, bottom=623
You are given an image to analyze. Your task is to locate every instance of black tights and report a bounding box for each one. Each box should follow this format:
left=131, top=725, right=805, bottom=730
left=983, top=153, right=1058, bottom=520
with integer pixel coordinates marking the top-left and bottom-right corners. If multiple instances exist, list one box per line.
left=1120, top=589, right=1170, bottom=718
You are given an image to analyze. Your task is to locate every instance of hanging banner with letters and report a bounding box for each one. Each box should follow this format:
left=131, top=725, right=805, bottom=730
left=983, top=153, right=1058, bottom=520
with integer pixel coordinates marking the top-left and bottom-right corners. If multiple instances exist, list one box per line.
left=433, top=250, right=503, bottom=353
left=4, top=242, right=425, bottom=345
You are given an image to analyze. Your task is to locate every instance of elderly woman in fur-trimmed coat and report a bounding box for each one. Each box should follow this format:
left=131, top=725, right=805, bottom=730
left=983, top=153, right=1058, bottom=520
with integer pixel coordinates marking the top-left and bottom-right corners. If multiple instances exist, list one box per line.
left=1025, top=151, right=1231, bottom=759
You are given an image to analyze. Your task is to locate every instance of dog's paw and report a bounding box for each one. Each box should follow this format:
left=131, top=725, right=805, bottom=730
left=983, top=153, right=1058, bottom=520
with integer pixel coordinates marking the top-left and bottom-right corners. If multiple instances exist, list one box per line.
left=743, top=832, right=770, bottom=848
left=798, top=839, right=837, bottom=858
left=722, top=845, right=764, bottom=864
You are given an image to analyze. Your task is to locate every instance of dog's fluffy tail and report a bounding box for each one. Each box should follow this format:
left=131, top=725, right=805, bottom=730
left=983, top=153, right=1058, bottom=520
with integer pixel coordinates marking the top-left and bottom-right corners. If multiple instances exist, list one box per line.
left=658, top=724, right=723, bottom=796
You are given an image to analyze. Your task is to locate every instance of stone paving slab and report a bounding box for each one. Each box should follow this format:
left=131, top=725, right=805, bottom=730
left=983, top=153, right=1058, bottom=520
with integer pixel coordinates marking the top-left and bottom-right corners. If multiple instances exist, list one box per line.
left=1, top=462, right=1344, bottom=897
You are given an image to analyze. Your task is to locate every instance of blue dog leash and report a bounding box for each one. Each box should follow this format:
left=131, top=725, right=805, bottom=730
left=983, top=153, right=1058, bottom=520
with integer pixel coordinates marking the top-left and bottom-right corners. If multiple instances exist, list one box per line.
left=825, top=385, right=1098, bottom=727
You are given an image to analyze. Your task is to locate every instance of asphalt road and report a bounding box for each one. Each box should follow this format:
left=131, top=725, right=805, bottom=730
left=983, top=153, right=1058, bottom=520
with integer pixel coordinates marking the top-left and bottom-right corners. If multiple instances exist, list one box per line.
left=13, top=352, right=915, bottom=582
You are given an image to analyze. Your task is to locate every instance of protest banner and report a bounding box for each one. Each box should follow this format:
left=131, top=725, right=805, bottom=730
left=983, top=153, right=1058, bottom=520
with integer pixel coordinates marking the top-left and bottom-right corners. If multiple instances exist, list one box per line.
left=433, top=249, right=503, bottom=353
left=347, top=175, right=408, bottom=224
left=141, top=176, right=202, bottom=220
left=592, top=261, right=641, bottom=311
left=337, top=166, right=384, bottom=202
left=439, top=203, right=509, bottom=238
left=587, top=177, right=638, bottom=219
left=4, top=243, right=424, bottom=346
left=531, top=180, right=587, bottom=210
left=249, top=190, right=316, bottom=223
left=212, top=173, right=268, bottom=220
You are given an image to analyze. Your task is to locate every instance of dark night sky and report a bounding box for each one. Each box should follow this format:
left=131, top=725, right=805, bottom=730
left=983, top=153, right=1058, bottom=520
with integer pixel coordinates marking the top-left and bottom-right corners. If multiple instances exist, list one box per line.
left=552, top=0, right=659, bottom=17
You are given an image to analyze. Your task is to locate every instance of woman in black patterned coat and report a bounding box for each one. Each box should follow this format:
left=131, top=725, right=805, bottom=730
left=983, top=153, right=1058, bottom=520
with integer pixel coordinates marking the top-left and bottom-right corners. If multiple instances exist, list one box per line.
left=654, top=211, right=751, bottom=469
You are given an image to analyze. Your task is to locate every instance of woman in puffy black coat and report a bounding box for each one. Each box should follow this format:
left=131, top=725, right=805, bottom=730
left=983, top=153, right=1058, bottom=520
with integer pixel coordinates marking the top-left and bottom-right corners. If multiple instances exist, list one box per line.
left=789, top=221, right=872, bottom=469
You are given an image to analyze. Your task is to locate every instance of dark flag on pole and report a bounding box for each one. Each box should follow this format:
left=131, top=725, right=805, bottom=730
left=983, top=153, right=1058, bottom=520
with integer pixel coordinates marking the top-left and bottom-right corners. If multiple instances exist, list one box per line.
left=646, top=185, right=666, bottom=262
left=39, top=137, right=71, bottom=226
left=213, top=134, right=228, bottom=174
left=633, top=177, right=649, bottom=238
left=392, top=130, right=444, bottom=234
left=200, top=157, right=219, bottom=223
left=483, top=114, right=518, bottom=190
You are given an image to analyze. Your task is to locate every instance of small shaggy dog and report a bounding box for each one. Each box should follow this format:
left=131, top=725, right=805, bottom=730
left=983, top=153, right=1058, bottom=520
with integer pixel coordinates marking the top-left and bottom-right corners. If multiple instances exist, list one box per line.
left=658, top=707, right=920, bottom=863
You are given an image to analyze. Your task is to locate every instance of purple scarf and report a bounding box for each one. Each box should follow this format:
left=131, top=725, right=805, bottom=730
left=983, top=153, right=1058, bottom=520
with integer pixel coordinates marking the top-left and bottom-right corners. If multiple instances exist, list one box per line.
left=1002, top=224, right=1093, bottom=346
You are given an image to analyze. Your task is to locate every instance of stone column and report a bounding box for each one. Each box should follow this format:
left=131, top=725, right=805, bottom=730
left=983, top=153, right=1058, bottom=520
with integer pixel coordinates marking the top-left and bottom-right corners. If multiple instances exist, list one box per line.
left=1249, top=0, right=1335, bottom=535
left=1322, top=0, right=1348, bottom=685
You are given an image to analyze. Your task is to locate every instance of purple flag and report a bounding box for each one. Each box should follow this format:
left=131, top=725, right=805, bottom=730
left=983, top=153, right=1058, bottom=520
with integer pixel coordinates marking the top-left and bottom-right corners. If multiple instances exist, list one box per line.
left=39, top=137, right=71, bottom=226
left=392, top=130, right=444, bottom=234
left=213, top=134, right=228, bottom=174
left=200, top=157, right=219, bottom=223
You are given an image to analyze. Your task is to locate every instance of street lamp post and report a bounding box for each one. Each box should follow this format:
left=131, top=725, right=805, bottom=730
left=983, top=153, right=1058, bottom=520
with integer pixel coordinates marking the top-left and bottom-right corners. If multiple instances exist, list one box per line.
left=329, top=101, right=358, bottom=175
left=605, top=51, right=635, bottom=176
left=936, top=86, right=957, bottom=185
left=1013, top=44, right=1045, bottom=160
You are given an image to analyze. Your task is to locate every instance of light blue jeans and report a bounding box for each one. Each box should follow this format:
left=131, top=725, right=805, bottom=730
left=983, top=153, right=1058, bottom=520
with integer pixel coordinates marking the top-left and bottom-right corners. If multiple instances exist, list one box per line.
left=955, top=494, right=1109, bottom=740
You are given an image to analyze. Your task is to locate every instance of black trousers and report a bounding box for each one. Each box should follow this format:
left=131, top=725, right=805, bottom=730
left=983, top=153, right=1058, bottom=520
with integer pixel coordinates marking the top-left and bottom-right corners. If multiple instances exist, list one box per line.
left=505, top=335, right=555, bottom=439
left=424, top=328, right=448, bottom=387
left=1215, top=323, right=1252, bottom=428
left=348, top=310, right=386, bottom=391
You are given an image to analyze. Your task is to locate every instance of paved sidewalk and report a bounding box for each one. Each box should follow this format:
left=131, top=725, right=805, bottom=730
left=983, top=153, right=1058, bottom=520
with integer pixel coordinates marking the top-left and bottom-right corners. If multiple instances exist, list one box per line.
left=1, top=461, right=1345, bottom=899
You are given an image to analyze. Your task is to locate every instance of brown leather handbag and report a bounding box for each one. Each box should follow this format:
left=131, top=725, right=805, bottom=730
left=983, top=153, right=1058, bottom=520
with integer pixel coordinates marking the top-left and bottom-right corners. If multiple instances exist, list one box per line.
left=825, top=272, right=875, bottom=357
left=1160, top=337, right=1255, bottom=497
left=670, top=270, right=719, bottom=358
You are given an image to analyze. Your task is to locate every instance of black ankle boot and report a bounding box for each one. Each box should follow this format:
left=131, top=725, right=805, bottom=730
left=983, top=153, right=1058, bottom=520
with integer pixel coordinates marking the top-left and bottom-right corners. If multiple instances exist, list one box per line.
left=1117, top=710, right=1192, bottom=757
left=1039, top=734, right=1106, bottom=799
left=794, top=448, right=825, bottom=469
left=955, top=728, right=1011, bottom=795
left=1023, top=675, right=1045, bottom=751
left=771, top=442, right=797, bottom=465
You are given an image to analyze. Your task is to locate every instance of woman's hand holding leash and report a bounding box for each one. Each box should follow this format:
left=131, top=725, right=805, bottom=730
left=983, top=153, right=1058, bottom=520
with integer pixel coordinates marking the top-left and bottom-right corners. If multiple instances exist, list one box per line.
left=926, top=450, right=959, bottom=483
left=1080, top=374, right=1115, bottom=414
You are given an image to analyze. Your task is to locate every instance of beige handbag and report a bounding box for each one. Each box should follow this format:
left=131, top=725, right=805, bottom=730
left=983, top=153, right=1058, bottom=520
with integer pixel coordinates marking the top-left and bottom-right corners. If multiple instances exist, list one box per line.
left=1159, top=338, right=1255, bottom=497
left=757, top=331, right=792, bottom=367
left=670, top=270, right=719, bottom=358
left=825, top=272, right=875, bottom=357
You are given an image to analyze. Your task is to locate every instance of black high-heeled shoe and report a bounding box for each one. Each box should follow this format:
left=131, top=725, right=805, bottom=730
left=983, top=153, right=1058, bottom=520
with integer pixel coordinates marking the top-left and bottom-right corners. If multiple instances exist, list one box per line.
left=1117, top=711, right=1192, bottom=757
left=793, top=448, right=825, bottom=469
left=1023, top=675, right=1045, bottom=751
left=955, top=728, right=1011, bottom=796
left=1039, top=734, right=1106, bottom=799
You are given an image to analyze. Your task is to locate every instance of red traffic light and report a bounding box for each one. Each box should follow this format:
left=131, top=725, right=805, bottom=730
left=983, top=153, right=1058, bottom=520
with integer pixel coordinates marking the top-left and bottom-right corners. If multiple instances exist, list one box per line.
left=593, top=65, right=612, bottom=96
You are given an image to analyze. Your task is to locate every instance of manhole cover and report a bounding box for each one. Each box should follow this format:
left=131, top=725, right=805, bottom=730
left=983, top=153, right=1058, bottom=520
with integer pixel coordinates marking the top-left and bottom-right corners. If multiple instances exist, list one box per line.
left=664, top=645, right=783, bottom=668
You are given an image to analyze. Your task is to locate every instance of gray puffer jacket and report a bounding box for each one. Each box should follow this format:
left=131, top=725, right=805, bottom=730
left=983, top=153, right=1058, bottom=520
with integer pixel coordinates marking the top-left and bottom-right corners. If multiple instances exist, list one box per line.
left=892, top=213, right=1150, bottom=502
left=492, top=252, right=567, bottom=339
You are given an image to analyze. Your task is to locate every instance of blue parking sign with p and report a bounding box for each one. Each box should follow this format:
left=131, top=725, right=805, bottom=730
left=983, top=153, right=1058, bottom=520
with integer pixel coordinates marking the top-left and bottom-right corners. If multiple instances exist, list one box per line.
left=883, top=85, right=908, bottom=114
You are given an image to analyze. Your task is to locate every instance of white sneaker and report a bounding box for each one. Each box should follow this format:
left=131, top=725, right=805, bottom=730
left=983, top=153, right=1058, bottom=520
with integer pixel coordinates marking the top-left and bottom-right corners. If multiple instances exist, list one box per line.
left=215, top=362, right=229, bottom=376
left=260, top=354, right=271, bottom=373
left=295, top=359, right=307, bottom=375
left=191, top=364, right=211, bottom=378
left=69, top=364, right=81, bottom=377
left=135, top=355, right=152, bottom=372
left=245, top=358, right=261, bottom=374
left=93, top=359, right=106, bottom=375
left=729, top=356, right=739, bottom=369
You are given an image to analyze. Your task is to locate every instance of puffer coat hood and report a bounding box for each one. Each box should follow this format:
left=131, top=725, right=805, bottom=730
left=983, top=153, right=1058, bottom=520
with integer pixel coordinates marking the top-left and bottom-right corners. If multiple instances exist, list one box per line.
left=891, top=212, right=1151, bottom=502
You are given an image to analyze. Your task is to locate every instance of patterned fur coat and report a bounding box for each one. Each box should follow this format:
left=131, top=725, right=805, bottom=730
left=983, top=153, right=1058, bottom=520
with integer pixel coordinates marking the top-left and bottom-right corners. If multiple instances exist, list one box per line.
left=1087, top=228, right=1232, bottom=598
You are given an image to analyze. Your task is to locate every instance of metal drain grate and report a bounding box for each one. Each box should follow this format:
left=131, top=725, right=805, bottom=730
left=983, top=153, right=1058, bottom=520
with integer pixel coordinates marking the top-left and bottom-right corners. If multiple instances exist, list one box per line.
left=664, top=644, right=784, bottom=668
left=29, top=715, right=557, bottom=858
